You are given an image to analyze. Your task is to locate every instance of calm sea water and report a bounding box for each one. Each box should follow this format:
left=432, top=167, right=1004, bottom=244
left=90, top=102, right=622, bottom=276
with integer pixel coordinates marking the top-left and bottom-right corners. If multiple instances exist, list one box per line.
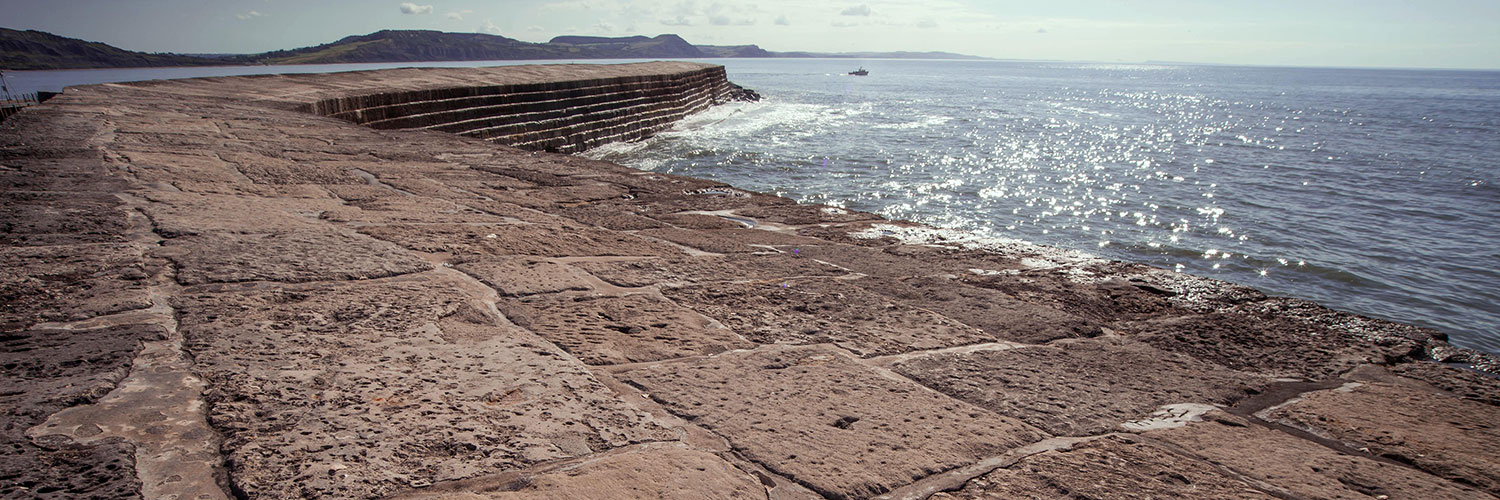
left=6, top=59, right=1497, bottom=354
left=585, top=59, right=1500, bottom=354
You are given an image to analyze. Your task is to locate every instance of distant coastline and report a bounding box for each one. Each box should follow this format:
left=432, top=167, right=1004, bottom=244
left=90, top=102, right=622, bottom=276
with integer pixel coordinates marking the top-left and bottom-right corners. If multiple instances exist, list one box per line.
left=0, top=27, right=988, bottom=71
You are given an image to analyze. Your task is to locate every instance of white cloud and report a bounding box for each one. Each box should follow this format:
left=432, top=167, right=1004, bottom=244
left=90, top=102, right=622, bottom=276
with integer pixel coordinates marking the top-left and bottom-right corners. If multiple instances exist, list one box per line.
left=840, top=4, right=871, bottom=16
left=662, top=15, right=693, bottom=26
left=709, top=15, right=730, bottom=26
left=479, top=19, right=503, bottom=35
left=399, top=3, right=433, bottom=15
left=831, top=20, right=859, bottom=27
left=447, top=12, right=464, bottom=21
left=594, top=21, right=618, bottom=32
left=917, top=20, right=938, bottom=29
left=235, top=10, right=265, bottom=21
left=1036, top=27, right=1048, bottom=33
left=527, top=25, right=546, bottom=32
left=775, top=15, right=789, bottom=26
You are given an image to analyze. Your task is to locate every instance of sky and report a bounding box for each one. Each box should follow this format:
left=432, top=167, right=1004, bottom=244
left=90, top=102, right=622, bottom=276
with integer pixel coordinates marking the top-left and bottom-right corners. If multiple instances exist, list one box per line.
left=4, top=0, right=1499, bottom=70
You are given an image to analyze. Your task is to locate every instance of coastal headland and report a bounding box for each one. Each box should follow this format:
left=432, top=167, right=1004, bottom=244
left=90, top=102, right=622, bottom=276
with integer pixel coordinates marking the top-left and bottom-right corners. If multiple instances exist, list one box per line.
left=2, top=61, right=1498, bottom=499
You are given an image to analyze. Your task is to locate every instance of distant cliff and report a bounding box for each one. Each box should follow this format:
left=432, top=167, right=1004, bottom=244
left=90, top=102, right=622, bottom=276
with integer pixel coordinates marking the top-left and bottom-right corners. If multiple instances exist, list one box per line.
left=0, top=28, right=985, bottom=70
left=0, top=28, right=229, bottom=70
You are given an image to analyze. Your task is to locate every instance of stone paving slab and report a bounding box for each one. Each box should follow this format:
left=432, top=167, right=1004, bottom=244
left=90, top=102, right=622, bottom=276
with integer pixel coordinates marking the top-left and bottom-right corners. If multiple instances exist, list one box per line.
left=0, top=191, right=131, bottom=247
left=1126, top=297, right=1427, bottom=380
left=117, top=148, right=248, bottom=184
left=786, top=244, right=1026, bottom=278
left=1262, top=381, right=1500, bottom=496
left=0, top=243, right=151, bottom=329
left=858, top=276, right=1103, bottom=344
left=929, top=435, right=1274, bottom=500
left=891, top=338, right=1269, bottom=436
left=574, top=253, right=847, bottom=288
left=1, top=325, right=165, bottom=499
left=388, top=443, right=765, bottom=500
left=161, top=230, right=432, bottom=285
left=174, top=274, right=676, bottom=499
left=319, top=196, right=518, bottom=225
left=662, top=278, right=995, bottom=357
left=218, top=151, right=367, bottom=185
left=358, top=222, right=681, bottom=259
left=138, top=192, right=342, bottom=236
left=959, top=263, right=1187, bottom=323
left=1148, top=410, right=1489, bottom=499
left=618, top=345, right=1047, bottom=500
left=456, top=257, right=595, bottom=297
left=1390, top=361, right=1500, bottom=406
left=499, top=292, right=754, bottom=365
left=638, top=227, right=831, bottom=254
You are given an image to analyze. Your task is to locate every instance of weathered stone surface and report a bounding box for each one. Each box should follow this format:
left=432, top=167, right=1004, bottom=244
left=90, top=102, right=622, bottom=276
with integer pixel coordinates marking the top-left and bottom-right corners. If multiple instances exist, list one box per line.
left=1, top=325, right=164, bottom=500
left=0, top=243, right=151, bottom=329
left=358, top=222, right=680, bottom=259
left=1126, top=298, right=1426, bottom=380
left=892, top=338, right=1267, bottom=436
left=388, top=443, right=765, bottom=500
left=139, top=191, right=342, bottom=236
left=619, top=346, right=1046, bottom=499
left=787, top=244, right=1024, bottom=278
left=637, top=227, right=828, bottom=254
left=456, top=257, right=596, bottom=297
left=662, top=278, right=994, bottom=357
left=219, top=151, right=366, bottom=185
left=320, top=196, right=519, bottom=225
left=163, top=230, right=432, bottom=285
left=117, top=150, right=248, bottom=185
left=859, top=276, right=1103, bottom=344
left=959, top=262, right=1186, bottom=323
left=575, top=252, right=847, bottom=288
left=929, top=436, right=1273, bottom=500
left=175, top=275, right=675, bottom=499
left=0, top=191, right=130, bottom=247
left=500, top=292, right=753, bottom=365
left=1262, top=382, right=1500, bottom=496
left=1390, top=361, right=1500, bottom=406
left=1150, top=411, right=1489, bottom=499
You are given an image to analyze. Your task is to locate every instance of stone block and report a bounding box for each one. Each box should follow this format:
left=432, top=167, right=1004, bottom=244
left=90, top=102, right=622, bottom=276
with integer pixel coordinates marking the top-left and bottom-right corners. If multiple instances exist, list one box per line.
left=891, top=338, right=1267, bottom=436
left=663, top=278, right=993, bottom=357
left=162, top=230, right=431, bottom=285
left=175, top=275, right=676, bottom=499
left=358, top=222, right=680, bottom=259
left=858, top=276, right=1102, bottom=344
left=930, top=436, right=1273, bottom=500
left=618, top=346, right=1045, bottom=499
left=500, top=293, right=753, bottom=365
left=1262, top=382, right=1500, bottom=496
left=1150, top=410, right=1489, bottom=499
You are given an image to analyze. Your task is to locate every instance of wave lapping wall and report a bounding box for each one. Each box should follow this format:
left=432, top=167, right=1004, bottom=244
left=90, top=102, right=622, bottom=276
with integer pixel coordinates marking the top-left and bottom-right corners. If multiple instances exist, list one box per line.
left=304, top=65, right=733, bottom=152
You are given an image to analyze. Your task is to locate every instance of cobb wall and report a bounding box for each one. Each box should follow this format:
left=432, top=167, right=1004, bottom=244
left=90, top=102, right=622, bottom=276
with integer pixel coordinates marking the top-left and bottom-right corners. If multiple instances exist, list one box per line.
left=302, top=64, right=735, bottom=153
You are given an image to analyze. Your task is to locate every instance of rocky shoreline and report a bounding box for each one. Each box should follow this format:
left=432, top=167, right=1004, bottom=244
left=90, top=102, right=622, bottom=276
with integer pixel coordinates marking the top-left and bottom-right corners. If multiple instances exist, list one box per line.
left=2, top=62, right=1498, bottom=499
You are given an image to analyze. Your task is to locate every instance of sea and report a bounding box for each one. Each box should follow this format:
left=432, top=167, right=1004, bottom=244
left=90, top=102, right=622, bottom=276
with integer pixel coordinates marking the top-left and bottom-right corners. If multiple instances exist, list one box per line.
left=5, top=58, right=1498, bottom=354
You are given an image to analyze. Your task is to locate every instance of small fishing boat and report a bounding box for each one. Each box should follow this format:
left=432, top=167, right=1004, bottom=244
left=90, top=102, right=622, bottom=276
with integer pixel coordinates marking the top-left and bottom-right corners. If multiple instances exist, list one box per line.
left=849, top=67, right=868, bottom=76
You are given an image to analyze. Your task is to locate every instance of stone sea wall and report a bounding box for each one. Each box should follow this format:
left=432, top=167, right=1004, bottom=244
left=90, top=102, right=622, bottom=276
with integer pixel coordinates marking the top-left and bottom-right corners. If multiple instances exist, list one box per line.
left=305, top=64, right=739, bottom=152
left=2, top=62, right=1498, bottom=500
